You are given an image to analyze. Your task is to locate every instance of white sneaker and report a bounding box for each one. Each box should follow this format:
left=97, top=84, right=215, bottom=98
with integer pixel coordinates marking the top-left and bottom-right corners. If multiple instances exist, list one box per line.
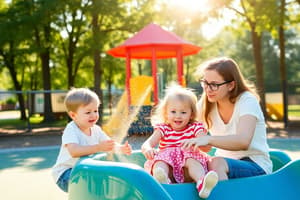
left=153, top=167, right=170, bottom=184
left=197, top=171, right=218, bottom=199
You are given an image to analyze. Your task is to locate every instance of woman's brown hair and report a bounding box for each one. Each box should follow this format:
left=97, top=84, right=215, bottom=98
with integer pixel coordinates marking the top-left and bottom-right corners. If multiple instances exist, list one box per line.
left=197, top=57, right=259, bottom=128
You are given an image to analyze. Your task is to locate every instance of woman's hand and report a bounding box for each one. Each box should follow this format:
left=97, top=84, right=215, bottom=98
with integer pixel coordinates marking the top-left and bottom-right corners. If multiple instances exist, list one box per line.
left=181, top=136, right=210, bottom=151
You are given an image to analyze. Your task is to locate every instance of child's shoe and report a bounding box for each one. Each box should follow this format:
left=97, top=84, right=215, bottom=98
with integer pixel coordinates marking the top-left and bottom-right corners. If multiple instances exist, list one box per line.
left=197, top=171, right=218, bottom=199
left=153, top=167, right=170, bottom=184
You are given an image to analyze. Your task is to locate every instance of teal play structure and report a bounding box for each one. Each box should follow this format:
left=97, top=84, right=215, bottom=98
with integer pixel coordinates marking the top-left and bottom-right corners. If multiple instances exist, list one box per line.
left=68, top=149, right=300, bottom=200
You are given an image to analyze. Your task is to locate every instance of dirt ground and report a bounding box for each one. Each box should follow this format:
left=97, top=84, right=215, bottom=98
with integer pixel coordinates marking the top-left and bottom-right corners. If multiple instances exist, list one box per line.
left=0, top=120, right=299, bottom=149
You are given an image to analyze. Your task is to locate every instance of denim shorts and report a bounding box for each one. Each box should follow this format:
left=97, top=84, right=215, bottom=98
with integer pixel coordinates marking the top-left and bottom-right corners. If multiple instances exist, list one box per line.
left=56, top=168, right=72, bottom=192
left=225, top=157, right=266, bottom=179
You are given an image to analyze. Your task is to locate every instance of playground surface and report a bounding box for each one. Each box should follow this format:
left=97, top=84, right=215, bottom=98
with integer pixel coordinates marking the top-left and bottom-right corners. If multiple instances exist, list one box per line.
left=0, top=121, right=300, bottom=200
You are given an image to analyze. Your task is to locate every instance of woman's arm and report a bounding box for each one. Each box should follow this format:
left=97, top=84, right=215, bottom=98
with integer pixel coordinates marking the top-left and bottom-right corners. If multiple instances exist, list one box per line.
left=182, top=115, right=256, bottom=151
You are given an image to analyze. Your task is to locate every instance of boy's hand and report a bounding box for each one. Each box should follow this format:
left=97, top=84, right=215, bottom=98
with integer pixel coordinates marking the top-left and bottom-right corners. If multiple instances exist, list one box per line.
left=98, top=139, right=115, bottom=152
left=119, top=141, right=132, bottom=155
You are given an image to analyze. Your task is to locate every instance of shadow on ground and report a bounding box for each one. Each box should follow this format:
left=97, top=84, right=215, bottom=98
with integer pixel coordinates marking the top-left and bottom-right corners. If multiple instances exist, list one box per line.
left=0, top=147, right=59, bottom=171
left=268, top=138, right=300, bottom=152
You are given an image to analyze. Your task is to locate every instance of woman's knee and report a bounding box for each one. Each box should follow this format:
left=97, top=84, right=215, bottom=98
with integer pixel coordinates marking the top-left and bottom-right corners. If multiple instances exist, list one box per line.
left=208, top=157, right=227, bottom=171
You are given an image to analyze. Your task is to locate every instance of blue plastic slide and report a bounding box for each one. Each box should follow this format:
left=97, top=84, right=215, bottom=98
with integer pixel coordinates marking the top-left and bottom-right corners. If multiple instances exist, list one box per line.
left=68, top=150, right=299, bottom=200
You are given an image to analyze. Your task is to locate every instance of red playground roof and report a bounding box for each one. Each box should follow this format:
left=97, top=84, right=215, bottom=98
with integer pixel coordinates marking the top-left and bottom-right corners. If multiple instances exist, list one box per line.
left=107, top=23, right=201, bottom=59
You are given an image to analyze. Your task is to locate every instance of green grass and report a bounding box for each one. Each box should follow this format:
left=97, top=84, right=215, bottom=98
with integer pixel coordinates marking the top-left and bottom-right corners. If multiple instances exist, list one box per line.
left=289, top=105, right=300, bottom=117
left=0, top=105, right=299, bottom=130
left=0, top=112, right=68, bottom=130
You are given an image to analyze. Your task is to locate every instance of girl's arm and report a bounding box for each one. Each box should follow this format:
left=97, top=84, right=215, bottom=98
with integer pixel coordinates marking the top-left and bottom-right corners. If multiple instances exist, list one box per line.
left=141, top=129, right=162, bottom=160
left=182, top=115, right=256, bottom=151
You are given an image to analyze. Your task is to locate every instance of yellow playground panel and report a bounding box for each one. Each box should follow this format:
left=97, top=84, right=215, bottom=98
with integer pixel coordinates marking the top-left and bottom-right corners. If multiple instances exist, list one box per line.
left=266, top=93, right=283, bottom=121
left=130, top=75, right=153, bottom=106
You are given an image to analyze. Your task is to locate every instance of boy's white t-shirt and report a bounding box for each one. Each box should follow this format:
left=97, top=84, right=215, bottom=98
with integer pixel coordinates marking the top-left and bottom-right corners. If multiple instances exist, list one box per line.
left=52, top=121, right=110, bottom=182
left=200, top=91, right=273, bottom=174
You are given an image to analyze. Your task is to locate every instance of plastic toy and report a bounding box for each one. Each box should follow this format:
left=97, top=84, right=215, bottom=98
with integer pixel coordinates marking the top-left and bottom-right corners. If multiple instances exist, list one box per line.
left=68, top=149, right=300, bottom=200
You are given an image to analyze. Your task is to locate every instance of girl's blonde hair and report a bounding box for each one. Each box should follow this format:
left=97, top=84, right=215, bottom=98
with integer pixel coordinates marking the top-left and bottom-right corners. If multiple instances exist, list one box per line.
left=64, top=88, right=100, bottom=112
left=196, top=57, right=259, bottom=128
left=151, top=84, right=198, bottom=125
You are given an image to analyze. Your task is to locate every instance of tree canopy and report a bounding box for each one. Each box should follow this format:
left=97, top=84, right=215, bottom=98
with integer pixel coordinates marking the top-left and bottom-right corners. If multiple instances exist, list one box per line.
left=0, top=0, right=299, bottom=122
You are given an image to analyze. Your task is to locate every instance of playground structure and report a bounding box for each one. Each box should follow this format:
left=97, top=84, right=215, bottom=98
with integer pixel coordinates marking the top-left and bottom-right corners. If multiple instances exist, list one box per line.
left=104, top=23, right=201, bottom=136
left=266, top=92, right=284, bottom=121
left=68, top=149, right=300, bottom=200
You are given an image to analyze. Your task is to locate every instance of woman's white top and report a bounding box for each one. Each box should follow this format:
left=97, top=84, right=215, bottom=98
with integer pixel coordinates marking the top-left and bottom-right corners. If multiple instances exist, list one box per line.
left=52, top=121, right=110, bottom=182
left=200, top=91, right=272, bottom=174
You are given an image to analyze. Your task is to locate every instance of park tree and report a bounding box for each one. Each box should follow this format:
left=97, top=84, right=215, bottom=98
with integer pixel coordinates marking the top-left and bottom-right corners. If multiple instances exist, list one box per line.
left=0, top=1, right=32, bottom=120
left=87, top=0, right=156, bottom=123
left=224, top=0, right=281, bottom=115
left=53, top=0, right=91, bottom=89
left=30, top=0, right=63, bottom=122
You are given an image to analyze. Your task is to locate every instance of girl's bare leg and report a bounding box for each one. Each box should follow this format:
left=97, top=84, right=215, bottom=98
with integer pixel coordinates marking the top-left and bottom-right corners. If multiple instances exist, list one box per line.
left=184, top=158, right=205, bottom=181
left=152, top=161, right=171, bottom=183
left=185, top=158, right=218, bottom=199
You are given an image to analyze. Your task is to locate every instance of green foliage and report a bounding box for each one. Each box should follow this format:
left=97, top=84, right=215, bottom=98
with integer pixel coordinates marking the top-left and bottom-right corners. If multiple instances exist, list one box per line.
left=0, top=0, right=299, bottom=115
left=4, top=97, right=17, bottom=104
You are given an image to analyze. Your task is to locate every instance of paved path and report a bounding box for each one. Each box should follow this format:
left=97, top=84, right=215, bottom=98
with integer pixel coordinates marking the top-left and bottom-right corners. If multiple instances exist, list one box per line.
left=0, top=146, right=68, bottom=200
left=1, top=139, right=300, bottom=200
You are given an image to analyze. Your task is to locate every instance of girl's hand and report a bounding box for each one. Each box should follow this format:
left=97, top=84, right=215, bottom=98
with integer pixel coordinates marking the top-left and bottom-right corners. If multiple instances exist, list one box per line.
left=142, top=147, right=158, bottom=160
left=119, top=141, right=132, bottom=155
left=98, top=139, right=115, bottom=152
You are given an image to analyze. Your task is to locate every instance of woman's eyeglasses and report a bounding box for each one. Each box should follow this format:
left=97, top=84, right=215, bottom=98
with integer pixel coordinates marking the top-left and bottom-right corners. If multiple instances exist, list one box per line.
left=200, top=80, right=233, bottom=91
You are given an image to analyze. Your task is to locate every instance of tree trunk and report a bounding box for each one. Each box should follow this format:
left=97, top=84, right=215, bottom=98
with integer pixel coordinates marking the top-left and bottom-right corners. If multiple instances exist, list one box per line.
left=92, top=11, right=103, bottom=124
left=0, top=45, right=27, bottom=120
left=250, top=27, right=267, bottom=117
left=8, top=64, right=27, bottom=120
left=41, top=25, right=54, bottom=122
left=279, top=0, right=288, bottom=127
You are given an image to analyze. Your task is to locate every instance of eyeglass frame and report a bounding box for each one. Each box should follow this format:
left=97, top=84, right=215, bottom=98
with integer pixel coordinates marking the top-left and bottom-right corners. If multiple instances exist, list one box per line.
left=200, top=80, right=233, bottom=91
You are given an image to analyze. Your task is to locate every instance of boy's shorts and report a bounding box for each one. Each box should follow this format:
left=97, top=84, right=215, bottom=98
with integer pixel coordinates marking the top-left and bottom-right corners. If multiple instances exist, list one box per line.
left=56, top=168, right=72, bottom=192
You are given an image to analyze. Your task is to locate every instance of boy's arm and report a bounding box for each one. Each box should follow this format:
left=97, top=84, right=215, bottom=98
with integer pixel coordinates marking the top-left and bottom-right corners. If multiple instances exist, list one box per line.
left=66, top=139, right=115, bottom=158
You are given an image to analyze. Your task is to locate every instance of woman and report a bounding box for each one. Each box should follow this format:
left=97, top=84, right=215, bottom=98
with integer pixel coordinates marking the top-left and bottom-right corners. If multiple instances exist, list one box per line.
left=182, top=57, right=272, bottom=180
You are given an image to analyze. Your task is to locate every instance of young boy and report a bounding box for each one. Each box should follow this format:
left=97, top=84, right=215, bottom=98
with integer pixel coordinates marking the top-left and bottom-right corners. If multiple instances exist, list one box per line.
left=52, top=88, right=132, bottom=192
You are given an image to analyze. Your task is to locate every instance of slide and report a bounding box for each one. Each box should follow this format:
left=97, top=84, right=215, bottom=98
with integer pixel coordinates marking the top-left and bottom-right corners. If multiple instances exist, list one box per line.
left=68, top=150, right=300, bottom=200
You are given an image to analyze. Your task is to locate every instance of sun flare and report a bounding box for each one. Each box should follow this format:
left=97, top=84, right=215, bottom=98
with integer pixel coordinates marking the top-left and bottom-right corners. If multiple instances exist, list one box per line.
left=168, top=0, right=211, bottom=13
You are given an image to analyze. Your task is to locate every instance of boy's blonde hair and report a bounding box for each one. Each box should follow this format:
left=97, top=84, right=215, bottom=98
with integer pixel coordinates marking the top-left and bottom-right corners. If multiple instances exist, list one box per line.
left=64, top=88, right=100, bottom=112
left=151, top=84, right=198, bottom=125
